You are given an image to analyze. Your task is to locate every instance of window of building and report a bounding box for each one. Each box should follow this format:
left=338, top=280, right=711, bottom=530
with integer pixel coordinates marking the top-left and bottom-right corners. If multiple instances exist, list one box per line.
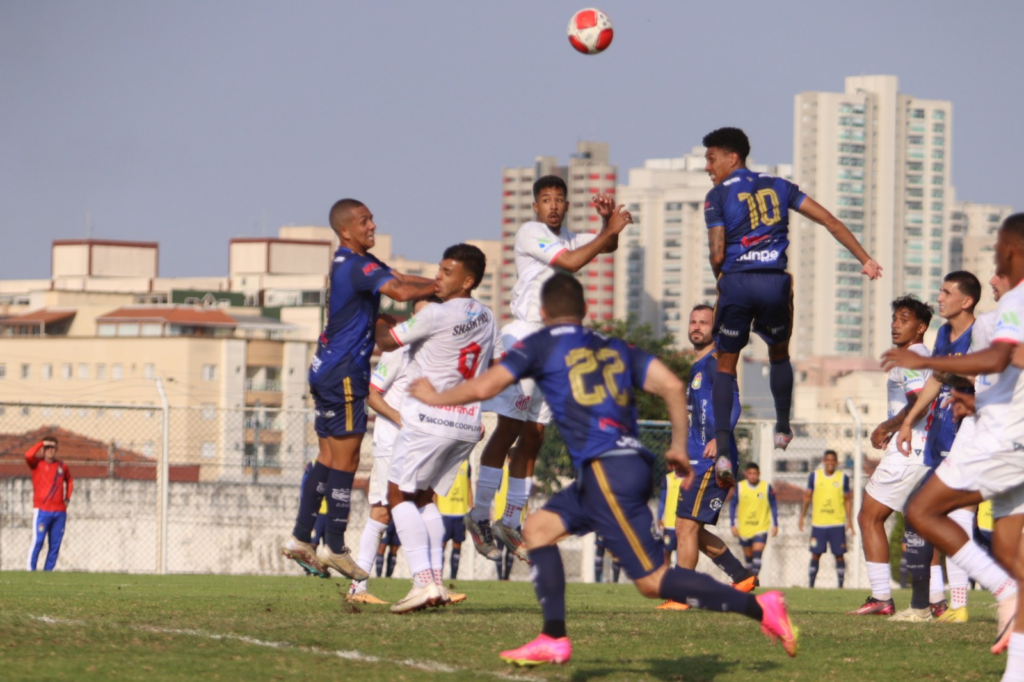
left=112, top=364, right=124, bottom=380
left=60, top=363, right=72, bottom=380
left=933, top=110, right=946, bottom=120
left=201, top=442, right=216, bottom=459
left=96, top=364, right=106, bottom=380
left=664, top=202, right=683, bottom=211
left=78, top=363, right=89, bottom=379
left=202, top=364, right=217, bottom=381
left=21, top=363, right=30, bottom=379
left=144, top=363, right=155, bottom=379
left=932, top=175, right=944, bottom=185
left=0, top=364, right=5, bottom=379
left=931, top=189, right=944, bottom=198
left=907, top=135, right=924, bottom=146
left=911, top=109, right=925, bottom=119
left=40, top=364, right=52, bottom=380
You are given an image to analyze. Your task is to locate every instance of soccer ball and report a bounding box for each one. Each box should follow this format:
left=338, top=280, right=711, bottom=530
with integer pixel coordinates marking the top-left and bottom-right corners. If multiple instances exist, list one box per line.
left=567, top=8, right=614, bottom=55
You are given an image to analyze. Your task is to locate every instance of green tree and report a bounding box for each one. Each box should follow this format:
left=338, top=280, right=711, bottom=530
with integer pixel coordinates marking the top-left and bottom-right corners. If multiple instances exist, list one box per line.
left=533, top=315, right=692, bottom=495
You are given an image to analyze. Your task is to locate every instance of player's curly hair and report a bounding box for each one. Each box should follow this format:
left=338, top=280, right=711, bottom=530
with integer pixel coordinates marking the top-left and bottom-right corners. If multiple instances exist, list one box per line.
left=1002, top=213, right=1024, bottom=242
left=891, top=294, right=934, bottom=327
left=702, top=127, right=750, bottom=162
left=533, top=175, right=567, bottom=200
left=442, top=243, right=486, bottom=290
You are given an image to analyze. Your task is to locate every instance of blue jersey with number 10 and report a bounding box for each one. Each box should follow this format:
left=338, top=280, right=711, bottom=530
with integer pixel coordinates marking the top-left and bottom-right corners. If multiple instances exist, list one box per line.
left=501, top=324, right=655, bottom=469
left=704, top=169, right=806, bottom=273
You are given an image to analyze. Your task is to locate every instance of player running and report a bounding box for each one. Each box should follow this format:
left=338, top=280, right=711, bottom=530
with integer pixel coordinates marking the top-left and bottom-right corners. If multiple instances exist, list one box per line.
left=469, top=177, right=627, bottom=563
left=282, top=199, right=436, bottom=579
left=376, top=244, right=500, bottom=613
left=731, top=462, right=779, bottom=579
left=658, top=304, right=756, bottom=611
left=412, top=273, right=798, bottom=666
left=848, top=296, right=933, bottom=616
left=798, top=451, right=853, bottom=588
left=702, top=127, right=882, bottom=465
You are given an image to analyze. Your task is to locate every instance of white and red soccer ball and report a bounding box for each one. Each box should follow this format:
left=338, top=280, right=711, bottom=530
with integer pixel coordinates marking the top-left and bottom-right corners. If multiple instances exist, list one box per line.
left=567, top=8, right=614, bottom=55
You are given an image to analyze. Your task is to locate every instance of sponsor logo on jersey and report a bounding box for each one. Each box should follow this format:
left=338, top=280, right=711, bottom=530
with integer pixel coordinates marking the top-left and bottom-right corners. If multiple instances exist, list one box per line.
left=334, top=256, right=346, bottom=263
left=418, top=414, right=480, bottom=432
left=331, top=488, right=351, bottom=504
left=691, top=372, right=702, bottom=390
left=710, top=498, right=723, bottom=511
left=374, top=363, right=387, bottom=377
left=906, top=533, right=926, bottom=548
left=599, top=417, right=626, bottom=431
left=736, top=249, right=780, bottom=263
left=719, top=327, right=740, bottom=337
left=362, top=262, right=380, bottom=276
left=453, top=310, right=491, bottom=336
left=514, top=394, right=531, bottom=412
left=704, top=201, right=711, bottom=209
left=740, top=233, right=770, bottom=249
left=615, top=435, right=644, bottom=450
left=550, top=326, right=573, bottom=336
left=723, top=177, right=740, bottom=186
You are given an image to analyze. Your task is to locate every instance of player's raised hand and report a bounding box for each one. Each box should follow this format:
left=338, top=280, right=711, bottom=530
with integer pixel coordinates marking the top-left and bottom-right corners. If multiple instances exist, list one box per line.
left=603, top=204, right=632, bottom=235
left=880, top=347, right=925, bottom=372
left=592, top=193, right=616, bottom=219
left=861, top=259, right=883, bottom=280
left=409, top=377, right=439, bottom=405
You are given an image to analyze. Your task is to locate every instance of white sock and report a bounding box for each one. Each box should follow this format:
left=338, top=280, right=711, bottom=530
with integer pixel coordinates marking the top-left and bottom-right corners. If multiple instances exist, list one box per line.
left=1003, top=633, right=1024, bottom=682
left=419, top=503, right=446, bottom=573
left=392, top=501, right=431, bottom=577
left=951, top=540, right=1018, bottom=601
left=472, top=466, right=504, bottom=523
left=943, top=510, right=974, bottom=608
left=356, top=517, right=388, bottom=576
left=930, top=564, right=945, bottom=603
left=866, top=561, right=891, bottom=601
left=502, top=477, right=529, bottom=527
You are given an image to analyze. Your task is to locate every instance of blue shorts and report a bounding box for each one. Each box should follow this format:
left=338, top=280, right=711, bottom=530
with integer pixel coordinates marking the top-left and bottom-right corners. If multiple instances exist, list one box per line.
left=662, top=528, right=677, bottom=551
left=714, top=270, right=793, bottom=354
left=383, top=521, right=401, bottom=547
left=739, top=532, right=769, bottom=548
left=810, top=526, right=846, bottom=556
left=309, top=358, right=369, bottom=438
left=545, top=453, right=663, bottom=580
left=676, top=468, right=728, bottom=525
left=442, top=516, right=466, bottom=545
left=975, top=527, right=993, bottom=552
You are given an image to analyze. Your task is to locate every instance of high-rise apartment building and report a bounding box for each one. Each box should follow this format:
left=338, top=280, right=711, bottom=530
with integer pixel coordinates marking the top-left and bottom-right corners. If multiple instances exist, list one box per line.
left=497, top=141, right=617, bottom=325
left=792, top=75, right=953, bottom=358
left=949, top=201, right=1013, bottom=312
left=614, top=148, right=791, bottom=344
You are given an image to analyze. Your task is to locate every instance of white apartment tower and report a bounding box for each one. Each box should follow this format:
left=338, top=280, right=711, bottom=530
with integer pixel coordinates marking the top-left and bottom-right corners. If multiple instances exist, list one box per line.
left=497, top=141, right=617, bottom=325
left=950, top=201, right=1014, bottom=313
left=792, top=75, right=953, bottom=358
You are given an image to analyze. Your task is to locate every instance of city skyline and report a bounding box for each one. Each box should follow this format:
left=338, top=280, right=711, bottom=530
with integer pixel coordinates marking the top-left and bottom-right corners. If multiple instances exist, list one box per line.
left=2, top=2, right=1022, bottom=279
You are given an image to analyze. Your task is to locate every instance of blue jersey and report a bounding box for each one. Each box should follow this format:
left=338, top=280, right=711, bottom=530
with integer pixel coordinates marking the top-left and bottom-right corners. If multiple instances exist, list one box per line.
left=501, top=324, right=655, bottom=469
left=309, top=246, right=394, bottom=397
left=924, top=323, right=974, bottom=467
left=687, top=352, right=739, bottom=476
left=704, top=169, right=806, bottom=273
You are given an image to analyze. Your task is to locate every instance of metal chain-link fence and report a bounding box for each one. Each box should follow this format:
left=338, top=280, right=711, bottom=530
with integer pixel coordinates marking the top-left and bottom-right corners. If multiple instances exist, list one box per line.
left=0, top=400, right=872, bottom=588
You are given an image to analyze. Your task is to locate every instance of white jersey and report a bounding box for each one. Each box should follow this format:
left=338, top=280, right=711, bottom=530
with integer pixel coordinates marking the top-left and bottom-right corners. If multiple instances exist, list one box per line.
left=390, top=297, right=502, bottom=442
left=885, top=342, right=931, bottom=460
left=510, top=221, right=597, bottom=324
left=975, top=281, right=1024, bottom=440
left=370, top=347, right=411, bottom=412
left=972, top=309, right=999, bottom=392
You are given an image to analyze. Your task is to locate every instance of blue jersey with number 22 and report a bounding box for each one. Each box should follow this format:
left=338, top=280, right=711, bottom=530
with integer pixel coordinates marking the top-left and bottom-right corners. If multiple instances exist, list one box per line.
left=704, top=169, right=806, bottom=274
left=501, top=324, right=655, bottom=469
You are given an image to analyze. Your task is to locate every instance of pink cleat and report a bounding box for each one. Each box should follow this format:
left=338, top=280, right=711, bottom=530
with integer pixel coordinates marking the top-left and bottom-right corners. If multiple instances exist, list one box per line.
left=499, top=634, right=572, bottom=667
left=773, top=431, right=794, bottom=451
left=757, top=591, right=798, bottom=658
left=992, top=598, right=1015, bottom=655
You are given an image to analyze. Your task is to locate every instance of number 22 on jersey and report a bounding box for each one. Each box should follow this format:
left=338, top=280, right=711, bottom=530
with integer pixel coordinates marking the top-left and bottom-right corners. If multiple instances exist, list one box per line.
left=566, top=347, right=628, bottom=407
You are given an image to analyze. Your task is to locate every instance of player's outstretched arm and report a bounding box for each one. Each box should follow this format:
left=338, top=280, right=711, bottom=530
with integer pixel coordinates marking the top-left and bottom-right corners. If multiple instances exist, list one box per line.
left=24, top=441, right=44, bottom=466
left=641, top=358, right=694, bottom=489
left=797, top=197, right=882, bottom=279
left=410, top=365, right=517, bottom=407
left=378, top=277, right=437, bottom=303
left=389, top=269, right=434, bottom=286
left=551, top=204, right=631, bottom=273
left=882, top=343, right=1014, bottom=377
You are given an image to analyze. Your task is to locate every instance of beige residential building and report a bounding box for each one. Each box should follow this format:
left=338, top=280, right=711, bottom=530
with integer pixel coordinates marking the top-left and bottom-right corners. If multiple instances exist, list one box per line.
left=792, top=75, right=953, bottom=359
left=949, top=201, right=1014, bottom=313
left=497, top=141, right=617, bottom=326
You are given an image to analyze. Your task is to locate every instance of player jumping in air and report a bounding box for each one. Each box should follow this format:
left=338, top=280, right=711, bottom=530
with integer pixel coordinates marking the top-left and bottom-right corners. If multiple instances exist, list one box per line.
left=412, top=273, right=798, bottom=666
left=469, top=177, right=627, bottom=563
left=282, top=199, right=436, bottom=580
left=702, top=127, right=882, bottom=481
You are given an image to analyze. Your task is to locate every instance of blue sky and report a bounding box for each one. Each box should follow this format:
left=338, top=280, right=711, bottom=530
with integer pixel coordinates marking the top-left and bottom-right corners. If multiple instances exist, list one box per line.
left=2, top=1, right=1021, bottom=278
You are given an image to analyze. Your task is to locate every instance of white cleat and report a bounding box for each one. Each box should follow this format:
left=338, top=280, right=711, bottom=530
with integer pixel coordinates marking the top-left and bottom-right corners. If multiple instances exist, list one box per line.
left=316, top=545, right=369, bottom=581
left=492, top=520, right=530, bottom=563
left=465, top=512, right=502, bottom=561
left=773, top=431, right=794, bottom=451
left=992, top=598, right=1016, bottom=654
left=889, top=607, right=933, bottom=623
left=281, top=536, right=327, bottom=577
left=391, top=582, right=442, bottom=614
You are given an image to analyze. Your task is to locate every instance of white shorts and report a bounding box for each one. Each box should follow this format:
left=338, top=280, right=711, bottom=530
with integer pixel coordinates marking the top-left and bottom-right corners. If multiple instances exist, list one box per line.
left=865, top=452, right=930, bottom=512
left=935, top=418, right=1024, bottom=517
left=483, top=320, right=551, bottom=424
left=387, top=428, right=476, bottom=496
left=367, top=456, right=391, bottom=506
left=371, top=416, right=400, bottom=458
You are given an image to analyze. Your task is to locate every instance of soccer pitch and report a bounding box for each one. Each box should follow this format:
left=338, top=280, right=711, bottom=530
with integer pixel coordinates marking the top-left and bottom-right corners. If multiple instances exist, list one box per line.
left=0, top=573, right=1006, bottom=681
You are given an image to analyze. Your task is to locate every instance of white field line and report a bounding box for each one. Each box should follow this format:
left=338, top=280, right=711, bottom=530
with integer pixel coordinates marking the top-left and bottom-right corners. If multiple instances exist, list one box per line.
left=29, top=615, right=535, bottom=680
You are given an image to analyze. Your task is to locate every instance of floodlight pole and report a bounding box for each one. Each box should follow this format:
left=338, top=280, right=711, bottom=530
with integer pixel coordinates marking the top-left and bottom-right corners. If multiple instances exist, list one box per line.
left=845, top=397, right=864, bottom=590
left=156, top=378, right=170, bottom=575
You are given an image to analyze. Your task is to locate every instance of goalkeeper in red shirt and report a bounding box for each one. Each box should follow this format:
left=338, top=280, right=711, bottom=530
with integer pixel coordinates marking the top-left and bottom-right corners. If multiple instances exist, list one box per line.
left=25, top=436, right=73, bottom=571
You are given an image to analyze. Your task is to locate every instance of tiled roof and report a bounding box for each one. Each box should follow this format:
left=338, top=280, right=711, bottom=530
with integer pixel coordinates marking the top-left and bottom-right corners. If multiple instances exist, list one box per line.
left=0, top=309, right=76, bottom=325
left=97, top=307, right=236, bottom=327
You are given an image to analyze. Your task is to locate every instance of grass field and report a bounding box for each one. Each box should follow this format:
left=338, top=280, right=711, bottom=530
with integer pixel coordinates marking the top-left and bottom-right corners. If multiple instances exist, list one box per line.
left=0, top=572, right=1009, bottom=681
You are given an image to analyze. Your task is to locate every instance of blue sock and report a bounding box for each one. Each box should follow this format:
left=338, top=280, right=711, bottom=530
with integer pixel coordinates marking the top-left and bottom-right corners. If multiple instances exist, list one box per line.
left=809, top=557, right=820, bottom=587
left=324, top=469, right=355, bottom=553
left=594, top=546, right=605, bottom=583
left=659, top=566, right=762, bottom=620
left=451, top=548, right=461, bottom=579
left=712, top=371, right=737, bottom=457
left=386, top=550, right=397, bottom=577
left=374, top=553, right=384, bottom=577
left=292, top=462, right=330, bottom=542
left=612, top=561, right=621, bottom=584
left=711, top=549, right=749, bottom=583
left=836, top=558, right=846, bottom=588
left=504, top=549, right=515, bottom=580
left=752, top=550, right=763, bottom=576
left=529, top=545, right=567, bottom=638
left=769, top=358, right=794, bottom=435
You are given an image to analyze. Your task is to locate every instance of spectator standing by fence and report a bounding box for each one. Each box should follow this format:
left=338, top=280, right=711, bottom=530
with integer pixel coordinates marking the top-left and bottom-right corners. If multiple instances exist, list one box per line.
left=25, top=436, right=72, bottom=571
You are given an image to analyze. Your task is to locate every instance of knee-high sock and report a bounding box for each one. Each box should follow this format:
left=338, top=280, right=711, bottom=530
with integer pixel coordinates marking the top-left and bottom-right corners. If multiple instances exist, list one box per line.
left=905, top=532, right=932, bottom=609
left=950, top=540, right=1017, bottom=602
left=711, top=549, right=750, bottom=583
left=930, top=564, right=945, bottom=604
left=836, top=556, right=846, bottom=588
left=947, top=509, right=975, bottom=609
left=769, top=358, right=794, bottom=435
left=899, top=556, right=909, bottom=589
left=659, top=567, right=763, bottom=620
left=471, top=466, right=504, bottom=523
left=751, top=550, right=763, bottom=577
left=293, top=462, right=330, bottom=542
left=450, top=547, right=461, bottom=579
left=374, top=552, right=384, bottom=577
left=502, top=477, right=529, bottom=527
left=867, top=561, right=892, bottom=600
left=323, top=469, right=355, bottom=553
left=356, top=518, right=388, bottom=577
left=529, top=545, right=567, bottom=639
left=712, top=372, right=737, bottom=458
left=386, top=549, right=397, bottom=578
left=419, top=503, right=446, bottom=584
left=392, top=501, right=432, bottom=587
left=809, top=556, right=820, bottom=587
left=504, top=548, right=515, bottom=580
left=594, top=545, right=605, bottom=583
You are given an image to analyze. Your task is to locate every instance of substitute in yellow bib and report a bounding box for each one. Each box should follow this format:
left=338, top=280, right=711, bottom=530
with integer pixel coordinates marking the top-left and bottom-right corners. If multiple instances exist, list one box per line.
left=730, top=462, right=778, bottom=577
left=436, top=460, right=472, bottom=580
left=657, top=471, right=684, bottom=565
left=798, top=450, right=852, bottom=588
